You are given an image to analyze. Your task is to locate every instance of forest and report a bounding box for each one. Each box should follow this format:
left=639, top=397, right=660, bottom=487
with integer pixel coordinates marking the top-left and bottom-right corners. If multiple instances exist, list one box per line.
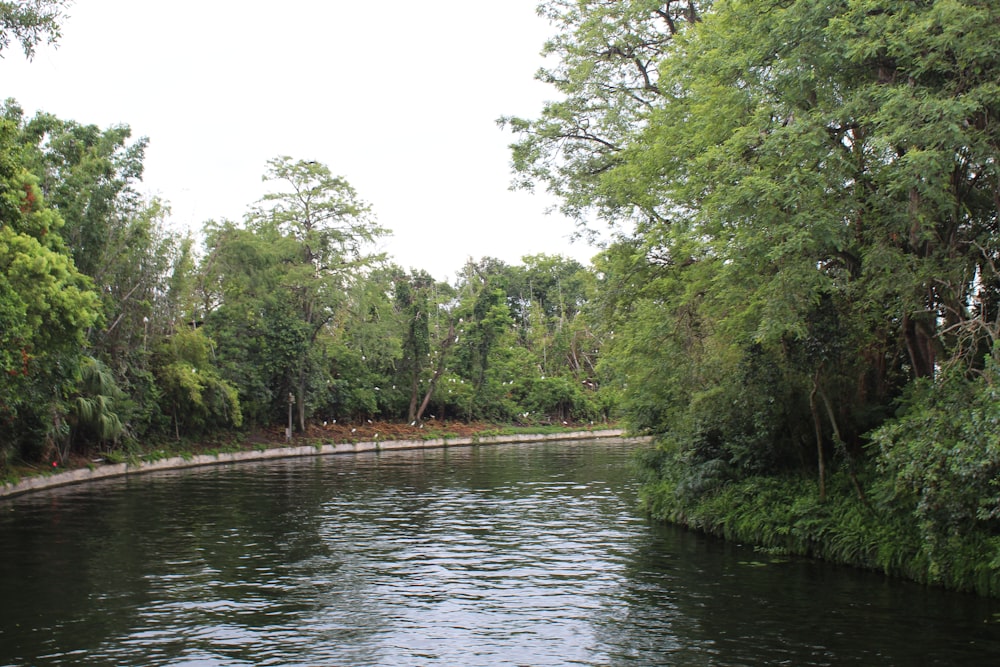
left=503, top=0, right=1000, bottom=594
left=0, top=5, right=609, bottom=467
left=3, top=1, right=1000, bottom=594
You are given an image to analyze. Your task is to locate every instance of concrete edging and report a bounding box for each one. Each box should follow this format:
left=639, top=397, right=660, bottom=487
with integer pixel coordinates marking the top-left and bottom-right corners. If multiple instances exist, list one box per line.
left=1, top=429, right=635, bottom=499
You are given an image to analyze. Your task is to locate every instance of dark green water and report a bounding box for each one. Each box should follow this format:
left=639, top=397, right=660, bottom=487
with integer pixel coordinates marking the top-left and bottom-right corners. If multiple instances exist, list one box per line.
left=1, top=439, right=998, bottom=666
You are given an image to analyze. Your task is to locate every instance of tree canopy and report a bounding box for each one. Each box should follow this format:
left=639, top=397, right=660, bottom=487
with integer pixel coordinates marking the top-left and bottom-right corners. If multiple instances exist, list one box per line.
left=4, top=0, right=1000, bottom=595
left=505, top=0, right=1000, bottom=592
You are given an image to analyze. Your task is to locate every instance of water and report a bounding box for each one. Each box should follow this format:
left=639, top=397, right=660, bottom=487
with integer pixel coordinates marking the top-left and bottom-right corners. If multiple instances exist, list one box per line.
left=0, top=439, right=997, bottom=666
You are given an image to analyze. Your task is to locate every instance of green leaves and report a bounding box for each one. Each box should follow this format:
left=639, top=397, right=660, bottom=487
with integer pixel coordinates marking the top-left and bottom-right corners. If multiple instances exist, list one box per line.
left=518, top=0, right=1000, bottom=527
left=156, top=328, right=243, bottom=434
left=202, top=158, right=389, bottom=430
left=501, top=2, right=702, bottom=224
left=0, top=0, right=67, bottom=59
left=254, top=156, right=386, bottom=265
left=0, top=116, right=102, bottom=464
left=868, top=355, right=1000, bottom=589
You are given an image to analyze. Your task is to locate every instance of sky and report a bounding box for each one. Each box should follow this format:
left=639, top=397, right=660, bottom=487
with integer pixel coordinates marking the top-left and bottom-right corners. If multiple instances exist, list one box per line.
left=1, top=0, right=596, bottom=282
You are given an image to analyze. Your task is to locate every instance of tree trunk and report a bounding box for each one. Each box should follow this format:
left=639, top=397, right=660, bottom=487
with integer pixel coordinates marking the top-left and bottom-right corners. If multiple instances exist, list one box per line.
left=297, top=363, right=307, bottom=433
left=903, top=311, right=937, bottom=378
left=414, top=322, right=456, bottom=422
left=809, top=371, right=827, bottom=502
left=407, top=371, right=420, bottom=423
left=818, top=387, right=870, bottom=508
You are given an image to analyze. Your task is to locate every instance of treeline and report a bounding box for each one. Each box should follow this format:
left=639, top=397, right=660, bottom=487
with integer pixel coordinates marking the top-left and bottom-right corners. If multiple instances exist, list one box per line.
left=6, top=0, right=1000, bottom=594
left=1, top=109, right=609, bottom=470
left=505, top=1, right=1000, bottom=594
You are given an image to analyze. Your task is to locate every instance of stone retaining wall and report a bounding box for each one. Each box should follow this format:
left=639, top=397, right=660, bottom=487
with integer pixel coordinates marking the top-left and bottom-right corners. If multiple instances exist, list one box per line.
left=1, top=429, right=636, bottom=499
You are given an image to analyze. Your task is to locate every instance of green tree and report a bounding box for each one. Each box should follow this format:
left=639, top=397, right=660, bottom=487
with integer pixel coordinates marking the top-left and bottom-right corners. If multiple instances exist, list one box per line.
left=511, top=0, right=1000, bottom=505
left=9, top=100, right=184, bottom=443
left=393, top=268, right=435, bottom=422
left=202, top=157, right=387, bottom=430
left=199, top=218, right=307, bottom=426
left=0, top=117, right=100, bottom=465
left=0, top=0, right=67, bottom=59
left=500, top=1, right=702, bottom=224
left=250, top=157, right=386, bottom=430
left=327, top=265, right=403, bottom=421
left=155, top=328, right=242, bottom=439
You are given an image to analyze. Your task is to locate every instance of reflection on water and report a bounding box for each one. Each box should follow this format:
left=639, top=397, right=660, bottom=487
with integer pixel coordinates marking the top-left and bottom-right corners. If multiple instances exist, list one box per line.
left=1, top=440, right=998, bottom=666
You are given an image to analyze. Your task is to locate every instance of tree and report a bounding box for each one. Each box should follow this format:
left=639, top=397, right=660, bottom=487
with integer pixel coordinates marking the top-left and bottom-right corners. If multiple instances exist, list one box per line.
left=253, top=157, right=386, bottom=430
left=155, top=328, right=242, bottom=439
left=9, top=100, right=184, bottom=443
left=393, top=268, right=434, bottom=422
left=0, top=0, right=67, bottom=59
left=500, top=1, right=702, bottom=226
left=511, top=0, right=1000, bottom=505
left=205, top=157, right=387, bottom=431
left=0, top=115, right=100, bottom=465
left=15, top=106, right=150, bottom=280
left=199, top=218, right=310, bottom=426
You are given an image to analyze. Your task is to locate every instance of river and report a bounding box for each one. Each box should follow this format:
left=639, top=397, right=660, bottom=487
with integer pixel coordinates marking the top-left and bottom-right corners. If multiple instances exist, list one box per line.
left=1, top=438, right=998, bottom=666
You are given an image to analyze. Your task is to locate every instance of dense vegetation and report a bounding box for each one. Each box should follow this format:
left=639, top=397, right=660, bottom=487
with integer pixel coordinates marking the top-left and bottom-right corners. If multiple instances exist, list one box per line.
left=4, top=1, right=1000, bottom=595
left=0, top=6, right=609, bottom=472
left=505, top=0, right=1000, bottom=594
left=0, top=121, right=608, bottom=461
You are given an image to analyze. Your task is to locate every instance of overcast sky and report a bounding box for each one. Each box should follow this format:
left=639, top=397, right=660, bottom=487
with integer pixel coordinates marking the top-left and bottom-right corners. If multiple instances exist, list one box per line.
left=1, top=0, right=594, bottom=281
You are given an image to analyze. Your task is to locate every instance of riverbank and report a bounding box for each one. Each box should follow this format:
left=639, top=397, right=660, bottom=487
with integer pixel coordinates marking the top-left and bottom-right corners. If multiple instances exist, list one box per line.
left=1, top=425, right=635, bottom=499
left=640, top=464, right=1000, bottom=598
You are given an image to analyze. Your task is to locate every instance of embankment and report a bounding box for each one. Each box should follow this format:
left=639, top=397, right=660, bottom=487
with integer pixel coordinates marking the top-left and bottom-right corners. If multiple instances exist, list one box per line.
left=1, top=429, right=636, bottom=498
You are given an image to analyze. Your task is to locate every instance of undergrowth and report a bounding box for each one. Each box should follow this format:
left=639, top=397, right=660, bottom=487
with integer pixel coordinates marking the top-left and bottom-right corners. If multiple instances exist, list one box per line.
left=639, top=450, right=1000, bottom=597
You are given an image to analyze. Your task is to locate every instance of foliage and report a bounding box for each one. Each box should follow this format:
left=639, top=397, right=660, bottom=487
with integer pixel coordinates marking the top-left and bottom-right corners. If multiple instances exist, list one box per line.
left=0, top=115, right=101, bottom=466
left=640, top=442, right=1000, bottom=595
left=508, top=0, right=1000, bottom=594
left=245, top=156, right=387, bottom=431
left=0, top=0, right=66, bottom=59
left=6, top=100, right=186, bottom=446
left=514, top=0, right=1000, bottom=480
left=869, top=351, right=1000, bottom=586
left=155, top=328, right=242, bottom=437
left=69, top=356, right=126, bottom=449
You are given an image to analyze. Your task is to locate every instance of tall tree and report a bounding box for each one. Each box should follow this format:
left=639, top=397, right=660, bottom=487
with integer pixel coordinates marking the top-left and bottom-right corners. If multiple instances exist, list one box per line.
left=500, top=1, right=702, bottom=226
left=199, top=218, right=305, bottom=426
left=9, top=101, right=184, bottom=442
left=0, top=115, right=100, bottom=465
left=510, top=0, right=1000, bottom=503
left=393, top=268, right=435, bottom=422
left=210, top=157, right=387, bottom=431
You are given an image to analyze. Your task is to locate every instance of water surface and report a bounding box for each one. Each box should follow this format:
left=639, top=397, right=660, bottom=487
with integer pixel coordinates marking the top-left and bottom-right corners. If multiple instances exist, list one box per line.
left=1, top=439, right=997, bottom=665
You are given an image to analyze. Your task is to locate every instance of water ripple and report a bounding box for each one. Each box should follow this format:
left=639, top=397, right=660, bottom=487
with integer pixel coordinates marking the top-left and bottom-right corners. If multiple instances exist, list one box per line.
left=1, top=440, right=998, bottom=666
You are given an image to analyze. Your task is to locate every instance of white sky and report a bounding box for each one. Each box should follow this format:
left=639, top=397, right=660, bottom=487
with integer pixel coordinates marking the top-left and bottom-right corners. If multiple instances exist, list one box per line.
left=1, top=0, right=595, bottom=282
